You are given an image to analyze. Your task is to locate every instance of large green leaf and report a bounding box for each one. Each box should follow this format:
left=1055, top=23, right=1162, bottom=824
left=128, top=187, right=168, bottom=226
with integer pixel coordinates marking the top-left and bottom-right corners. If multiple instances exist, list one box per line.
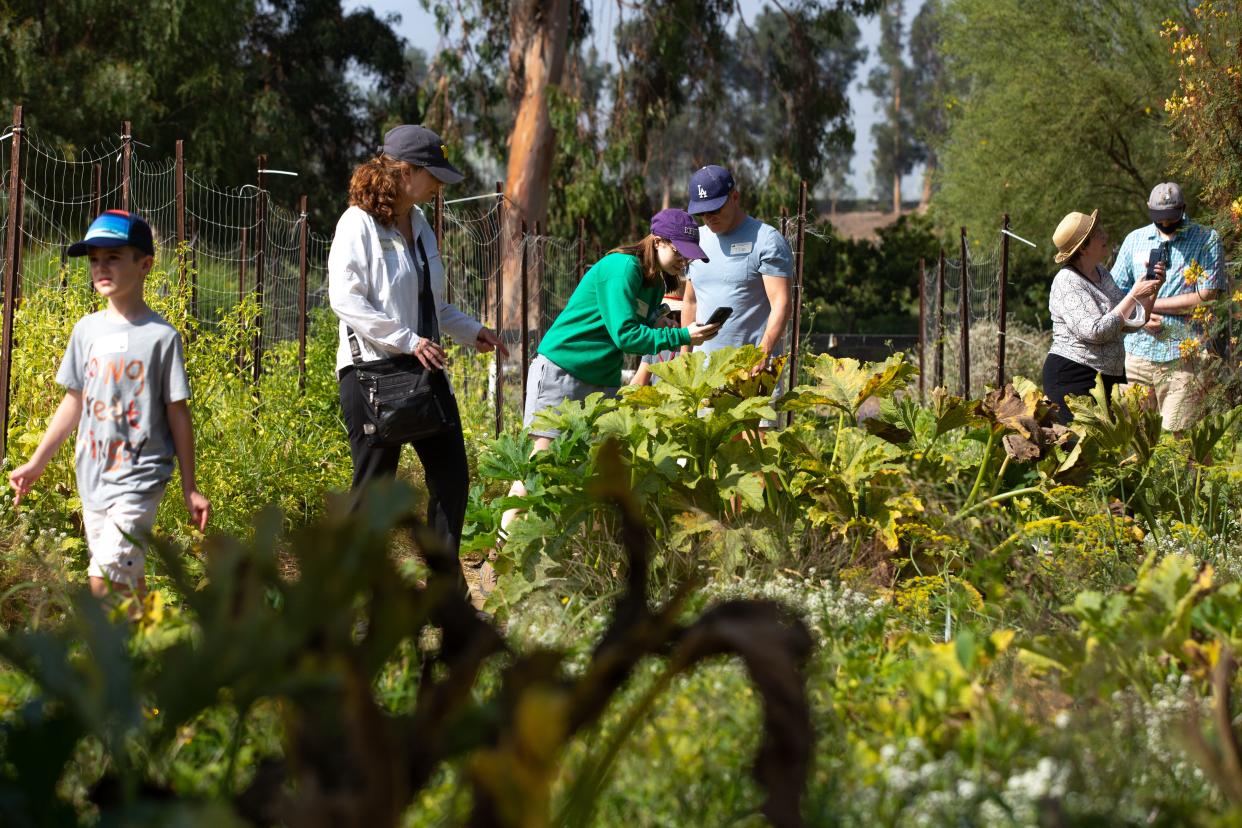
left=784, top=352, right=916, bottom=416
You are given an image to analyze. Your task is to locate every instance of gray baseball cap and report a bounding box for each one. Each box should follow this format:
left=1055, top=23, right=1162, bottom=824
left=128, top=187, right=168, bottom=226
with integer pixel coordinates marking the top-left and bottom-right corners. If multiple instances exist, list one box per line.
left=1148, top=182, right=1185, bottom=222
left=381, top=125, right=464, bottom=184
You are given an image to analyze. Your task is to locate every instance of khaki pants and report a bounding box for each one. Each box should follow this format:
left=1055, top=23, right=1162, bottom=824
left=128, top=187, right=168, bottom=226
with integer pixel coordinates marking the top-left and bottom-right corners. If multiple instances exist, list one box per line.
left=1123, top=354, right=1205, bottom=432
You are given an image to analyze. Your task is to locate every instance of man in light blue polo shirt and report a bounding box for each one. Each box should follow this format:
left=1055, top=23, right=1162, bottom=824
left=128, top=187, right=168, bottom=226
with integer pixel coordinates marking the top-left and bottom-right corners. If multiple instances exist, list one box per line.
left=1112, top=182, right=1224, bottom=432
left=681, top=165, right=794, bottom=384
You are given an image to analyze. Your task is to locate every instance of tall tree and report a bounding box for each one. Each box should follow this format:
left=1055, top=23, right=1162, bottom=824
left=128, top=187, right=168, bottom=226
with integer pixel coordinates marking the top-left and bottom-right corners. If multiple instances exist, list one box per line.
left=0, top=0, right=418, bottom=226
left=907, top=0, right=946, bottom=207
left=867, top=0, right=923, bottom=213
left=932, top=0, right=1180, bottom=323
left=503, top=0, right=572, bottom=233
left=728, top=4, right=868, bottom=218
left=423, top=0, right=879, bottom=316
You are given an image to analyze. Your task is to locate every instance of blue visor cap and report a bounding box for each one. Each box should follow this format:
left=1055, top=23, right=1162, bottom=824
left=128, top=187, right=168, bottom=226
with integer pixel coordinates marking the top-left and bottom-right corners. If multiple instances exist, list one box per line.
left=67, top=210, right=155, bottom=257
left=687, top=165, right=735, bottom=215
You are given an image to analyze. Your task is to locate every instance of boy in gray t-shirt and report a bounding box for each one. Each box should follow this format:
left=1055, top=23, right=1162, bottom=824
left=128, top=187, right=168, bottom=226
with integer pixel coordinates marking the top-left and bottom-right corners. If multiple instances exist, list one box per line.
left=8, top=211, right=209, bottom=608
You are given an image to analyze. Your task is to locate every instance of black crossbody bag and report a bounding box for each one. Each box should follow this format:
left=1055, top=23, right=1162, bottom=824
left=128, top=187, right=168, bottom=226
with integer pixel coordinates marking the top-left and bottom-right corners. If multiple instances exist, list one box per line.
left=348, top=233, right=458, bottom=447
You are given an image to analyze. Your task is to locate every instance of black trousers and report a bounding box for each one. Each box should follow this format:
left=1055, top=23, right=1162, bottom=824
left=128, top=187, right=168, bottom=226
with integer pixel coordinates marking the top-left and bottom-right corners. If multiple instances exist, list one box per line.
left=338, top=366, right=470, bottom=571
left=1042, top=352, right=1125, bottom=424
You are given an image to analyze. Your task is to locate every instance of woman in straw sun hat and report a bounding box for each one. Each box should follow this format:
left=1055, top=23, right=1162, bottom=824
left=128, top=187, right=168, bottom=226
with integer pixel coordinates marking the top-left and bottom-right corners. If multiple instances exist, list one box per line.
left=1042, top=209, right=1161, bottom=423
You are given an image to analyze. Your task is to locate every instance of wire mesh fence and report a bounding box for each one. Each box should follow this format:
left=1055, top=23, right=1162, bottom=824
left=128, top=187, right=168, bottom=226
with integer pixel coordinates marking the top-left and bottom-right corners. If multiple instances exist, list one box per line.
left=1, top=109, right=933, bottom=454
left=920, top=232, right=1007, bottom=398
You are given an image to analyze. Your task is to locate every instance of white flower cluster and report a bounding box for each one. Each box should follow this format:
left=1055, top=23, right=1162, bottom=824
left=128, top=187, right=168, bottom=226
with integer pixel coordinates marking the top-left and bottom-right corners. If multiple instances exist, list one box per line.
left=506, top=572, right=885, bottom=675
left=505, top=600, right=610, bottom=677
left=1142, top=513, right=1242, bottom=578
left=1109, top=675, right=1208, bottom=788
left=697, top=571, right=885, bottom=642
left=858, top=736, right=1073, bottom=826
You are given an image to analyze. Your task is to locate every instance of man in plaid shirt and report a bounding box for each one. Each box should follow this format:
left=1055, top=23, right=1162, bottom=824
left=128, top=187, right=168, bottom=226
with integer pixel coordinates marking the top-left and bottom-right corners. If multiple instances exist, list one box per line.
left=1111, top=182, right=1224, bottom=432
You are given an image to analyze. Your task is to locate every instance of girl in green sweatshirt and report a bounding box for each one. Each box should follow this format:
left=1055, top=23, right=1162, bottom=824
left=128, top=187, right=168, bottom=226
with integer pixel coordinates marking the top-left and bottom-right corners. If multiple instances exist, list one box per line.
left=496, top=209, right=720, bottom=549
left=522, top=208, right=720, bottom=442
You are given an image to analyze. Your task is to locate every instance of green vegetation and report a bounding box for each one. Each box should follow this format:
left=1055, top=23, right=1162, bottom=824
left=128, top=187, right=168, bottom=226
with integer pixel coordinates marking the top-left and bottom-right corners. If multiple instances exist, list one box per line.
left=6, top=242, right=1242, bottom=824
left=6, top=2, right=1242, bottom=826
left=7, top=272, right=1242, bottom=823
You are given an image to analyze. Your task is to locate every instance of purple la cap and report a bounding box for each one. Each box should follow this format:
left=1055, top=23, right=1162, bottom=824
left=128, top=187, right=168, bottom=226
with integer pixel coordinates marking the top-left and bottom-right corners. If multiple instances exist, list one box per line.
left=651, top=208, right=709, bottom=262
left=687, top=164, right=735, bottom=214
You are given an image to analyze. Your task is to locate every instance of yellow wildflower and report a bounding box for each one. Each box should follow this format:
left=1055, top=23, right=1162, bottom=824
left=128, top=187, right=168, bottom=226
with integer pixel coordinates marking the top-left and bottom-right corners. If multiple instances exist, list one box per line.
left=1180, top=337, right=1203, bottom=360
left=1184, top=259, right=1204, bottom=286
left=1232, top=197, right=1242, bottom=221
left=1191, top=304, right=1214, bottom=325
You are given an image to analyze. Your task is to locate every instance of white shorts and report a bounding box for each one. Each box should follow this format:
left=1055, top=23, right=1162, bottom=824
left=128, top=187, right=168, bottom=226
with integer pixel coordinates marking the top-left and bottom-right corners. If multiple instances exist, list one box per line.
left=83, top=489, right=164, bottom=587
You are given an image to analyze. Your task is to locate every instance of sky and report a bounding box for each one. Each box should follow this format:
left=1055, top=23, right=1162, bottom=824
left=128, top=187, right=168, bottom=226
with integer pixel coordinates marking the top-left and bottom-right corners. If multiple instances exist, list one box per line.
left=343, top=0, right=925, bottom=201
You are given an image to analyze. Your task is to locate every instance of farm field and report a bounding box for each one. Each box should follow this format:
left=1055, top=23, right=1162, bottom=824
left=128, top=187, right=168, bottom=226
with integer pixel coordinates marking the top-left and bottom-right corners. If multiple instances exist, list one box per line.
left=4, top=0, right=1242, bottom=824
left=2, top=265, right=1242, bottom=826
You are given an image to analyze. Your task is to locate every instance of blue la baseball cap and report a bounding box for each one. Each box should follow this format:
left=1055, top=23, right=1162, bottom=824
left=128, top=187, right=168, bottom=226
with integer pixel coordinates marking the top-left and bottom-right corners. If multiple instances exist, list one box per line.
left=687, top=165, right=735, bottom=215
left=67, top=210, right=155, bottom=257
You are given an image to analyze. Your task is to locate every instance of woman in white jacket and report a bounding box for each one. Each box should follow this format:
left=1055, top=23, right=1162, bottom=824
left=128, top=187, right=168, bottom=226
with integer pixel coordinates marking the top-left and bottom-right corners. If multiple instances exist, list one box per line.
left=328, top=124, right=505, bottom=557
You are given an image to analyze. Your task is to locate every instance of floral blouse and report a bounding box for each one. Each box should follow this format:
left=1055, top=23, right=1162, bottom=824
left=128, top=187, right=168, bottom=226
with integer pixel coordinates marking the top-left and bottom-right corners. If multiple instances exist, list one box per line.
left=1047, top=265, right=1143, bottom=375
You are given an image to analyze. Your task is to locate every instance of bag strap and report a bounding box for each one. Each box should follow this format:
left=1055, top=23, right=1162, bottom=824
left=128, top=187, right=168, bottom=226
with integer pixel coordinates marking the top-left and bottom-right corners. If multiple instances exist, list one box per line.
left=415, top=234, right=439, bottom=343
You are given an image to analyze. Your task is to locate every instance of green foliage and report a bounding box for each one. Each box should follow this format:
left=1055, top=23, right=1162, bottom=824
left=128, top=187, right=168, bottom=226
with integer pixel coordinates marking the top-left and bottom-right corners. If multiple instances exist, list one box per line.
left=1162, top=4, right=1242, bottom=251
left=933, top=0, right=1181, bottom=323
left=0, top=464, right=815, bottom=827
left=0, top=0, right=418, bottom=224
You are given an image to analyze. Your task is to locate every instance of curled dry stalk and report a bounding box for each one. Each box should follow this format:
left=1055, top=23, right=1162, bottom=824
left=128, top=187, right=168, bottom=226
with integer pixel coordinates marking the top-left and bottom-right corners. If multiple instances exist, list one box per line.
left=470, top=440, right=815, bottom=828
left=1182, top=647, right=1242, bottom=807
left=0, top=441, right=815, bottom=828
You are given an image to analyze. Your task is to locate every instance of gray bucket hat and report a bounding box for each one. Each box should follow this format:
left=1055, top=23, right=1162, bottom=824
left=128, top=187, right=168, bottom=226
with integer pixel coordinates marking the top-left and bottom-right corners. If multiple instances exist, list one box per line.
left=381, top=125, right=464, bottom=184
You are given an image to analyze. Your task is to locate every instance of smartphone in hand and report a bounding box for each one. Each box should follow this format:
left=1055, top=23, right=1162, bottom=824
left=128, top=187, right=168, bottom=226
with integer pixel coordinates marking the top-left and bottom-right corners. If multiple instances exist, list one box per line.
left=705, top=306, right=733, bottom=326
left=1145, top=248, right=1163, bottom=280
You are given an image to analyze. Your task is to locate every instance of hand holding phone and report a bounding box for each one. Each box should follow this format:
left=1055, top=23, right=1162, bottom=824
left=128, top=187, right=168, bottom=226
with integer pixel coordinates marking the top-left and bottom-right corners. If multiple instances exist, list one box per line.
left=1145, top=248, right=1163, bottom=280
left=705, top=306, right=733, bottom=326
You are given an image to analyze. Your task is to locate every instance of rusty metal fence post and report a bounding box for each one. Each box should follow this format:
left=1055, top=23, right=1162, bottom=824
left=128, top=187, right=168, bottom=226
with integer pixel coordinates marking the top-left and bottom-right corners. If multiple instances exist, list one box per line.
left=494, top=181, right=505, bottom=438
left=297, top=195, right=309, bottom=392
left=997, top=214, right=1010, bottom=390
left=520, top=220, right=530, bottom=412
left=120, top=120, right=132, bottom=212
left=786, top=180, right=808, bottom=425
left=936, top=248, right=946, bottom=390
left=959, top=226, right=971, bottom=398
left=918, top=257, right=926, bottom=403
left=175, top=140, right=187, bottom=288
left=0, top=105, right=25, bottom=461
left=253, top=155, right=267, bottom=383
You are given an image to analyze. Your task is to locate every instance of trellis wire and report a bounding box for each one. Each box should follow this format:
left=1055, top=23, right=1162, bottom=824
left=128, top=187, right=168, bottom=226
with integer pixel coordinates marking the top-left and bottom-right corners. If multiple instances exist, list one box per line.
left=0, top=113, right=818, bottom=454
left=920, top=232, right=1006, bottom=396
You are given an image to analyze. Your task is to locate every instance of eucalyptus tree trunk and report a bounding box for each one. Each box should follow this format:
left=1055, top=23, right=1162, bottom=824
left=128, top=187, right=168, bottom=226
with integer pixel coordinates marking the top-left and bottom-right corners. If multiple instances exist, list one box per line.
left=501, top=0, right=571, bottom=335
left=891, top=62, right=903, bottom=214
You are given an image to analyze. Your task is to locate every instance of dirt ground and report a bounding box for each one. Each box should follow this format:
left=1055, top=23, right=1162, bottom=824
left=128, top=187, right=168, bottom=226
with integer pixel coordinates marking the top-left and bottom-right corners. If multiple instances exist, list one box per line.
left=826, top=208, right=920, bottom=241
